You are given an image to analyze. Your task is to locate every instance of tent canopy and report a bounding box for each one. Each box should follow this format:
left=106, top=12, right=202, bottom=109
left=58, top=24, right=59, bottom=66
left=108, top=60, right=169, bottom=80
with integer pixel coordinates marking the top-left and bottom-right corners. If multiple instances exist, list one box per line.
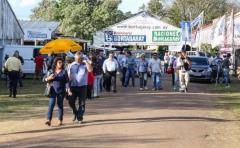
left=93, top=11, right=182, bottom=47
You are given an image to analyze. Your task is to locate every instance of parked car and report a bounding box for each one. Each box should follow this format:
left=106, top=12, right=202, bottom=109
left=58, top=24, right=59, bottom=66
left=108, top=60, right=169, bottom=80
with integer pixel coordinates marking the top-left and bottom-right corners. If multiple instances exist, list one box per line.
left=187, top=51, right=207, bottom=57
left=189, top=56, right=213, bottom=83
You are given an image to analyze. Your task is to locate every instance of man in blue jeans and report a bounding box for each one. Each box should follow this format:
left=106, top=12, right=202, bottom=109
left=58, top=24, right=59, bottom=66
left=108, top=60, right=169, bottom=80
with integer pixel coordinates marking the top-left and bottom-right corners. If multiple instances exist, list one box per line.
left=123, top=51, right=136, bottom=87
left=137, top=53, right=148, bottom=91
left=149, top=53, right=163, bottom=90
left=222, top=53, right=231, bottom=88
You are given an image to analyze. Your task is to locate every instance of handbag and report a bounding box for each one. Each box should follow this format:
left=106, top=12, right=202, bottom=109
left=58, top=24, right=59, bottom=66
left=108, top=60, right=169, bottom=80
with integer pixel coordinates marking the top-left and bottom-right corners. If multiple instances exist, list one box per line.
left=44, top=83, right=52, bottom=97
left=43, top=70, right=53, bottom=97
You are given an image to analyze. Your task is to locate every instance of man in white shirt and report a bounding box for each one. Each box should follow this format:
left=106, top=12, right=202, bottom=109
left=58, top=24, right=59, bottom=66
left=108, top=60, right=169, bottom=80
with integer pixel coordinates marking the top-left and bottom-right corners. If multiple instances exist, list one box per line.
left=103, top=52, right=119, bottom=92
left=149, top=53, right=163, bottom=90
left=176, top=48, right=191, bottom=92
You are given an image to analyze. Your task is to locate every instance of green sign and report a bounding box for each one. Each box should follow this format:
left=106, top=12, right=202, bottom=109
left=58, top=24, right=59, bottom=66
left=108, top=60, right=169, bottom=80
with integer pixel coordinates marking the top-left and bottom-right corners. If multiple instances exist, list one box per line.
left=152, top=31, right=181, bottom=42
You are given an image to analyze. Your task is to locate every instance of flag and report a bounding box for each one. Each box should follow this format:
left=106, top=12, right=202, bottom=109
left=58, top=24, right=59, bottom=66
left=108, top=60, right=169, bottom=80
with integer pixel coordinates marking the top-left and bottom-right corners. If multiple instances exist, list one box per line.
left=181, top=21, right=191, bottom=41
left=191, top=11, right=204, bottom=28
left=227, top=9, right=234, bottom=46
left=211, top=15, right=226, bottom=48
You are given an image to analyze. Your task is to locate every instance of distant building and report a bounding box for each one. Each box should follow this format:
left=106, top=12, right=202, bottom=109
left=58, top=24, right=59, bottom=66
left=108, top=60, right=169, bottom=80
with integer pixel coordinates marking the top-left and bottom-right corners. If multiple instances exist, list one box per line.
left=0, top=0, right=24, bottom=47
left=19, top=21, right=60, bottom=46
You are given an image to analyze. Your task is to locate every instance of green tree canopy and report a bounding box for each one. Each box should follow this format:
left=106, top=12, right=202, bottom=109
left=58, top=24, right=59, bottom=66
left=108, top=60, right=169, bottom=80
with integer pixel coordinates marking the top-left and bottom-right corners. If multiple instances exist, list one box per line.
left=30, top=0, right=129, bottom=40
left=147, top=0, right=164, bottom=16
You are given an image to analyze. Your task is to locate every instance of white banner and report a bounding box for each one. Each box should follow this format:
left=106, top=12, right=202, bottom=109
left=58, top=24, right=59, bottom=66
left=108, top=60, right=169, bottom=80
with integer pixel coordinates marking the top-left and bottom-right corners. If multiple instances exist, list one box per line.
left=211, top=15, right=226, bottom=48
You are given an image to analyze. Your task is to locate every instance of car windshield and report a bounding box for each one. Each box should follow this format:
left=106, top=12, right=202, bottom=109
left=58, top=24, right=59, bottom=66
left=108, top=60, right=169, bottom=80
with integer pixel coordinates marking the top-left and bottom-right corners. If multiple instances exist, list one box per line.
left=190, top=58, right=208, bottom=65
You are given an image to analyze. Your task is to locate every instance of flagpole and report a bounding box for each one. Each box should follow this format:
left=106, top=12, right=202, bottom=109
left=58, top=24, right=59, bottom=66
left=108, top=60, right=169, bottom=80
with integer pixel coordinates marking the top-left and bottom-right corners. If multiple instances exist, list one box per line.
left=190, top=12, right=193, bottom=51
left=198, top=11, right=204, bottom=51
left=231, top=9, right=236, bottom=75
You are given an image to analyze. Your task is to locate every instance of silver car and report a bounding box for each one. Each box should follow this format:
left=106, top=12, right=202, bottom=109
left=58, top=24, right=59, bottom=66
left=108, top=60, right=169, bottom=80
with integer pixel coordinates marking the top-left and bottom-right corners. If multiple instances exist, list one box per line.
left=189, top=56, right=212, bottom=82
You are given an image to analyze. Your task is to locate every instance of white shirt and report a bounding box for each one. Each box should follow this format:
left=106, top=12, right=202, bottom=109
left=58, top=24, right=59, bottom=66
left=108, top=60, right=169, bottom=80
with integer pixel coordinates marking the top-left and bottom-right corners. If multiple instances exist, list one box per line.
left=103, top=58, right=119, bottom=73
left=149, top=58, right=162, bottom=73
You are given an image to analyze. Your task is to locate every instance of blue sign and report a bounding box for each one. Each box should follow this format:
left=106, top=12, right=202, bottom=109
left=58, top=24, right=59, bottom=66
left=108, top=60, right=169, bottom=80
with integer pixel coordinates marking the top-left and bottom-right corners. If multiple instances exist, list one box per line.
left=181, top=21, right=191, bottom=41
left=27, top=31, right=48, bottom=39
left=104, top=31, right=146, bottom=42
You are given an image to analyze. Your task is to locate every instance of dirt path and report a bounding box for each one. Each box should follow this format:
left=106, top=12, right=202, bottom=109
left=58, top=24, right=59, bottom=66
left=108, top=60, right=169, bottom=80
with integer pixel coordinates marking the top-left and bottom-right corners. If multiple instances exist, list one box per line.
left=0, top=77, right=240, bottom=148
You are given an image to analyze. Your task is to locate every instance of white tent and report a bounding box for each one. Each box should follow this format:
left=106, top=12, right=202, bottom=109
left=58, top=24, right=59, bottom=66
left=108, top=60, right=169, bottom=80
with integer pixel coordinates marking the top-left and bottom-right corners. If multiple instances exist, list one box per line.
left=93, top=11, right=182, bottom=47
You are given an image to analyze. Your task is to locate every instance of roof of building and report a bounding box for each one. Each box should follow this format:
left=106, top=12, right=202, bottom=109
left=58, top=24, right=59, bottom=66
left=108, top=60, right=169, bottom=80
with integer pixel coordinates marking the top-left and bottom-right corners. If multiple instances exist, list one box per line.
left=19, top=21, right=60, bottom=32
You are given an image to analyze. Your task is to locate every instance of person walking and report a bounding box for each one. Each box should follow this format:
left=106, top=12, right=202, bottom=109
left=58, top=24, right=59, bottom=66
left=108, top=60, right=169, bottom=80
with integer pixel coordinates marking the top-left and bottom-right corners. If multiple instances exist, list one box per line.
left=123, top=51, right=136, bottom=87
left=34, top=53, right=45, bottom=80
left=87, top=53, right=95, bottom=100
left=14, top=51, right=24, bottom=87
left=222, top=53, right=231, bottom=88
left=164, top=52, right=170, bottom=73
left=102, top=51, right=119, bottom=93
left=92, top=52, right=104, bottom=98
left=169, top=53, right=177, bottom=90
left=44, top=57, right=71, bottom=126
left=69, top=51, right=93, bottom=123
left=177, top=47, right=191, bottom=92
left=149, top=53, right=163, bottom=90
left=137, top=53, right=148, bottom=91
left=4, top=52, right=22, bottom=98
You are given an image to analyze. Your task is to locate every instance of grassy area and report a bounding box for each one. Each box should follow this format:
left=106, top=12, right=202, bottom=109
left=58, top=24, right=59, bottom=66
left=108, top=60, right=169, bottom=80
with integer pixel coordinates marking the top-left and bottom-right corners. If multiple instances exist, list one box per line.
left=212, top=79, right=240, bottom=114
left=0, top=79, right=48, bottom=121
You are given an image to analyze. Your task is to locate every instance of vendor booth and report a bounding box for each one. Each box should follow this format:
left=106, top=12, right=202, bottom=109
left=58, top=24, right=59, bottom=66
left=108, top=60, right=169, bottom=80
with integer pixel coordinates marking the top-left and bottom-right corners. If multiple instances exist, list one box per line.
left=93, top=11, right=182, bottom=48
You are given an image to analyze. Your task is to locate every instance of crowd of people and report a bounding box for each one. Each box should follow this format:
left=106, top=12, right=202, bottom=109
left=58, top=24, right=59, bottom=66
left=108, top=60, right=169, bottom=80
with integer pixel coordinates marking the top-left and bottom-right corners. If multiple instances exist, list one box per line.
left=2, top=44, right=237, bottom=126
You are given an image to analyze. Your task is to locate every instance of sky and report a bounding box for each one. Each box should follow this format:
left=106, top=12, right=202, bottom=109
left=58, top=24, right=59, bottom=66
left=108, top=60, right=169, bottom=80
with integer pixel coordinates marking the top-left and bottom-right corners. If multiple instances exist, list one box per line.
left=8, top=0, right=150, bottom=20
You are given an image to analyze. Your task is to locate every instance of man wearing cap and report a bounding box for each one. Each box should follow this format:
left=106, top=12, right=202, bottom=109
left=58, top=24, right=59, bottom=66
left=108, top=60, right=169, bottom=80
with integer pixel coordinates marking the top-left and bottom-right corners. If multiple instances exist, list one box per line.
left=102, top=51, right=119, bottom=92
left=149, top=53, right=163, bottom=90
left=68, top=51, right=93, bottom=123
left=137, top=53, right=149, bottom=91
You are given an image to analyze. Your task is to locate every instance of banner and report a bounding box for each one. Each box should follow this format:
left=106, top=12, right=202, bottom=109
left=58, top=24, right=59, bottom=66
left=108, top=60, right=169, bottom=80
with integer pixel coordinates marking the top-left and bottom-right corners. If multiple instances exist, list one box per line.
left=152, top=31, right=181, bottom=42
left=181, top=21, right=191, bottom=41
left=211, top=15, right=226, bottom=48
left=191, top=11, right=204, bottom=28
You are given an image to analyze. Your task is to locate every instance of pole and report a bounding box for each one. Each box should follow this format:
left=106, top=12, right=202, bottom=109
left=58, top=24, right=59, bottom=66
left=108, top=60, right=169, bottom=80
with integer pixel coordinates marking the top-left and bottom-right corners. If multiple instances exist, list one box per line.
left=190, top=12, right=193, bottom=51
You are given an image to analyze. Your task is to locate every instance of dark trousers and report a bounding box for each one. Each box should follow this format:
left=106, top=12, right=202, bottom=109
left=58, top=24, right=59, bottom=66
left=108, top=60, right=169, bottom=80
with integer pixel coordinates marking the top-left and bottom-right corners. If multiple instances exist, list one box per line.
left=19, top=73, right=23, bottom=87
left=105, top=71, right=117, bottom=92
left=87, top=85, right=93, bottom=100
left=124, top=69, right=135, bottom=87
left=172, top=69, right=175, bottom=87
left=8, top=71, right=20, bottom=97
left=139, top=72, right=147, bottom=88
left=121, top=67, right=127, bottom=86
left=47, top=93, right=64, bottom=121
left=69, top=86, right=87, bottom=120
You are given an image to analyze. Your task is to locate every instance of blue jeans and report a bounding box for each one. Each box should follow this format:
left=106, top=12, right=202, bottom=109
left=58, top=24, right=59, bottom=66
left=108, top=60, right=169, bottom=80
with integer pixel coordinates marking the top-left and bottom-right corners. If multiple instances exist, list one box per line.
left=124, top=69, right=135, bottom=87
left=223, top=68, right=230, bottom=86
left=139, top=72, right=147, bottom=88
left=94, top=75, right=102, bottom=97
left=152, top=72, right=161, bottom=89
left=47, top=93, right=64, bottom=121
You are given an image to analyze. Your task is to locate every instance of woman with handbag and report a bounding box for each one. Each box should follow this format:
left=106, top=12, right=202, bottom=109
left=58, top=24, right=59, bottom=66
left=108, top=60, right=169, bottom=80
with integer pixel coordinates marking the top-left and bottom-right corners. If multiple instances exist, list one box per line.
left=43, top=57, right=72, bottom=126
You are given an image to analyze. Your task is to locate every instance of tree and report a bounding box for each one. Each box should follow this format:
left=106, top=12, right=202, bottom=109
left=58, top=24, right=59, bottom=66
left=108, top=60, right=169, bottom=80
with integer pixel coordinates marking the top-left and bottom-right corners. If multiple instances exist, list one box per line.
left=30, top=0, right=128, bottom=40
left=166, top=0, right=231, bottom=26
left=30, top=0, right=60, bottom=21
left=147, top=0, right=164, bottom=16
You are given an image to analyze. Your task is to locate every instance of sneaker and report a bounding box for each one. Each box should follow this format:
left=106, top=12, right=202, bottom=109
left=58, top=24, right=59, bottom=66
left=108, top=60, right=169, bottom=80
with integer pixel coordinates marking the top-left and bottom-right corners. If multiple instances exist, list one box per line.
left=152, top=88, right=156, bottom=91
left=139, top=88, right=144, bottom=91
left=144, top=87, right=148, bottom=90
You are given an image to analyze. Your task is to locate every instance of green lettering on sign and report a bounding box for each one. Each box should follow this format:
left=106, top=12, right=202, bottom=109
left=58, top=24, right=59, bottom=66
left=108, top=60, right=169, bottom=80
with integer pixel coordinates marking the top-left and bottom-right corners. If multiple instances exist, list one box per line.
left=152, top=31, right=181, bottom=42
